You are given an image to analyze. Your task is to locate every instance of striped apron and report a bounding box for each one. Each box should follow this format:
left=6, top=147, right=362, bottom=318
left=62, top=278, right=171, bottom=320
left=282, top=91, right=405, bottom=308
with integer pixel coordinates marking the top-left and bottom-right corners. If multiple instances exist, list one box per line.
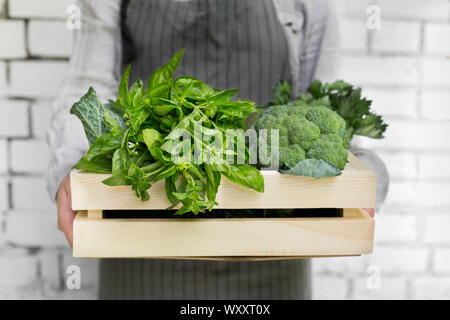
left=99, top=0, right=310, bottom=300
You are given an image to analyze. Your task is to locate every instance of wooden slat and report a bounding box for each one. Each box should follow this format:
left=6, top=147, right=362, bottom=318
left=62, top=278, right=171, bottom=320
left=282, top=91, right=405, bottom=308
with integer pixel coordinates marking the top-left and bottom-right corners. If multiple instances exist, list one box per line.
left=70, top=152, right=376, bottom=210
left=73, top=209, right=374, bottom=259
left=87, top=210, right=102, bottom=219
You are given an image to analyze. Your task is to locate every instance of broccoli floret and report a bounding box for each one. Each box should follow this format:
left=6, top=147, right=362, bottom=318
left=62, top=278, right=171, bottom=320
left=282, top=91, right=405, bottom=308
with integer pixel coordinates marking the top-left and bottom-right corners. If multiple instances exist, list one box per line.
left=306, top=135, right=348, bottom=170
left=288, top=119, right=320, bottom=150
left=255, top=114, right=281, bottom=130
left=255, top=103, right=349, bottom=171
left=280, top=145, right=306, bottom=168
left=306, top=106, right=348, bottom=144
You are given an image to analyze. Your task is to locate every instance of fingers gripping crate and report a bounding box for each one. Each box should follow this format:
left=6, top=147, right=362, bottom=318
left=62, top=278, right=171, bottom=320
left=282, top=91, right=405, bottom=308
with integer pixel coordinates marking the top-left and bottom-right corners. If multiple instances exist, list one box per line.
left=71, top=152, right=376, bottom=260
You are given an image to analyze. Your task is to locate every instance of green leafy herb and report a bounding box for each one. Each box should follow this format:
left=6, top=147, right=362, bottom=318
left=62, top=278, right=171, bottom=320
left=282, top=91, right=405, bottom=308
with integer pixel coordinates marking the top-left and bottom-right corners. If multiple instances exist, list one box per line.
left=71, top=50, right=263, bottom=215
left=269, top=79, right=388, bottom=141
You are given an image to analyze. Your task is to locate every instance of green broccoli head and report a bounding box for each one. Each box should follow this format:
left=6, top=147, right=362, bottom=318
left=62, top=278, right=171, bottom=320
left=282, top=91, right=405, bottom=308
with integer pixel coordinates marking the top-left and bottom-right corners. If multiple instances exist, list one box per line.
left=280, top=145, right=306, bottom=168
left=306, top=135, right=348, bottom=170
left=306, top=106, right=348, bottom=145
left=255, top=103, right=349, bottom=171
left=288, top=119, right=320, bottom=150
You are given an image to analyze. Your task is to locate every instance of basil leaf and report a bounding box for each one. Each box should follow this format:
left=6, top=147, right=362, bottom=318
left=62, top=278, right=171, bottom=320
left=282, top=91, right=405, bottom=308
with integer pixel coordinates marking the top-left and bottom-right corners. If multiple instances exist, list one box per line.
left=73, top=155, right=112, bottom=173
left=104, top=104, right=125, bottom=129
left=142, top=128, right=162, bottom=150
left=147, top=49, right=184, bottom=90
left=82, top=130, right=124, bottom=162
left=115, top=65, right=131, bottom=110
left=206, top=89, right=239, bottom=105
left=153, top=104, right=177, bottom=116
left=223, top=164, right=264, bottom=193
left=103, top=176, right=131, bottom=186
left=165, top=175, right=178, bottom=204
left=205, top=164, right=220, bottom=202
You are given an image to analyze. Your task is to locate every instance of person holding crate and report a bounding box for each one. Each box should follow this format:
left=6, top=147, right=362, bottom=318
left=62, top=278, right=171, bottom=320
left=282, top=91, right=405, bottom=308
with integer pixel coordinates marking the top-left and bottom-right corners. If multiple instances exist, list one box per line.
left=48, top=0, right=388, bottom=299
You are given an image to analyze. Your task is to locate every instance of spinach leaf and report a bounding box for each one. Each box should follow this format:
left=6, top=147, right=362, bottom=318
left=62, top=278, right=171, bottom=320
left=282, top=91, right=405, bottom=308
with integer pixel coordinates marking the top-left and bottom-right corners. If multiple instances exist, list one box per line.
left=70, top=87, right=107, bottom=145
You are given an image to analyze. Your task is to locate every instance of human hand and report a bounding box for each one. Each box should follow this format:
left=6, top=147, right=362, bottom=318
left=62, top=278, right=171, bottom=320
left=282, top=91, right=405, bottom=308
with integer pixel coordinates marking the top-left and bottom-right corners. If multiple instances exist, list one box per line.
left=56, top=175, right=77, bottom=247
left=364, top=208, right=374, bottom=217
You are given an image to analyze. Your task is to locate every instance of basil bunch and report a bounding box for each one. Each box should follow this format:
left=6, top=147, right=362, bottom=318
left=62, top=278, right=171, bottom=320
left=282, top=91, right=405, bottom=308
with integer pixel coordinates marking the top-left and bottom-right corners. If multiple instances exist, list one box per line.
left=71, top=50, right=264, bottom=215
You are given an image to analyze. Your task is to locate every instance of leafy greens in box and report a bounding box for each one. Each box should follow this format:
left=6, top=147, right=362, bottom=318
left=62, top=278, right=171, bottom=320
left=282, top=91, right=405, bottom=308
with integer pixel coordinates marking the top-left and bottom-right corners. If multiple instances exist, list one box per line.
left=254, top=80, right=387, bottom=178
left=71, top=50, right=263, bottom=215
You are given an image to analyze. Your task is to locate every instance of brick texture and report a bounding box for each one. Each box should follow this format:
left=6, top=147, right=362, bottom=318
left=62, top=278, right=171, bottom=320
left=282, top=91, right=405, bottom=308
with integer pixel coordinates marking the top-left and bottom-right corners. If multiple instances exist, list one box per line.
left=9, top=0, right=75, bottom=18
left=28, top=21, right=72, bottom=58
left=0, top=100, right=29, bottom=137
left=0, top=20, right=26, bottom=58
left=11, top=140, right=49, bottom=173
left=425, top=24, right=450, bottom=53
left=372, top=21, right=421, bottom=53
left=0, top=139, right=7, bottom=174
left=9, top=61, right=68, bottom=98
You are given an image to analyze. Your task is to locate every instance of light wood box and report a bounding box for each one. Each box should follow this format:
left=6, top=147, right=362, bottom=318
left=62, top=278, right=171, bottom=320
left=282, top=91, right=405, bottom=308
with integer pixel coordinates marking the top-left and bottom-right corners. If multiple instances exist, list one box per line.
left=71, top=152, right=376, bottom=260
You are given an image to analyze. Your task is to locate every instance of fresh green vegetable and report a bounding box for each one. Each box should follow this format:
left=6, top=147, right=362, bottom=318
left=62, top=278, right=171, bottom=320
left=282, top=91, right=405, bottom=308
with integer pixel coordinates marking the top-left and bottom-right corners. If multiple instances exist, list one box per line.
left=296, top=79, right=387, bottom=140
left=255, top=102, right=349, bottom=175
left=71, top=50, right=263, bottom=215
left=255, top=79, right=388, bottom=178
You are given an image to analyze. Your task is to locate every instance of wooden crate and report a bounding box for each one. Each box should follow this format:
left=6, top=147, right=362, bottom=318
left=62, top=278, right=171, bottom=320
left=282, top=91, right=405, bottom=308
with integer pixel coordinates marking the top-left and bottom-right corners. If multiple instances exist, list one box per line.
left=74, top=208, right=374, bottom=259
left=71, top=152, right=376, bottom=259
left=71, top=153, right=376, bottom=210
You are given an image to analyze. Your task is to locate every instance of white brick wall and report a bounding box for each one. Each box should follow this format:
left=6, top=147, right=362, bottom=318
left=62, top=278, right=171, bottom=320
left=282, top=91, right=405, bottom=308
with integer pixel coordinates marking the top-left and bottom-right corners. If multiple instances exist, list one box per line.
left=0, top=249, right=37, bottom=287
left=412, top=278, right=450, bottom=299
left=0, top=0, right=97, bottom=300
left=424, top=215, right=450, bottom=244
left=423, top=59, right=450, bottom=86
left=28, top=21, right=72, bottom=58
left=425, top=23, right=450, bottom=53
left=314, top=0, right=450, bottom=300
left=0, top=20, right=26, bottom=58
left=9, top=61, right=68, bottom=98
left=419, top=154, right=450, bottom=178
left=377, top=0, right=450, bottom=21
left=0, top=100, right=29, bottom=137
left=0, top=139, right=7, bottom=174
left=0, top=0, right=449, bottom=300
left=363, top=88, right=417, bottom=119
left=11, top=140, right=49, bottom=173
left=339, top=18, right=367, bottom=52
left=9, top=0, right=75, bottom=18
left=433, top=248, right=450, bottom=273
left=352, top=277, right=408, bottom=300
left=338, top=56, right=419, bottom=86
left=31, top=102, right=53, bottom=138
left=11, top=177, right=55, bottom=210
left=5, top=211, right=66, bottom=247
left=421, top=91, right=450, bottom=120
left=372, top=21, right=421, bottom=53
left=0, top=61, right=6, bottom=96
left=0, top=178, right=7, bottom=211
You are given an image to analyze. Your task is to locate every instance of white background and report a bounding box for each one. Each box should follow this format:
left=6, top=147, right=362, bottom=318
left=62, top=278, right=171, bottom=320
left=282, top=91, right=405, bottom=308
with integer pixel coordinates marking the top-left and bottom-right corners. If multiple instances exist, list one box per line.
left=0, top=0, right=449, bottom=299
